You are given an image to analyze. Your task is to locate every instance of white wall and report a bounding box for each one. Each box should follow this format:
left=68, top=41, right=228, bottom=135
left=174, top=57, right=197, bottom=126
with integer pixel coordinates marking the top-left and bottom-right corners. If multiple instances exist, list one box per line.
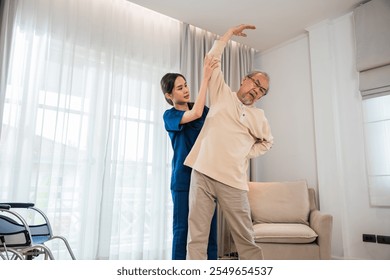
left=252, top=34, right=318, bottom=190
left=254, top=13, right=390, bottom=259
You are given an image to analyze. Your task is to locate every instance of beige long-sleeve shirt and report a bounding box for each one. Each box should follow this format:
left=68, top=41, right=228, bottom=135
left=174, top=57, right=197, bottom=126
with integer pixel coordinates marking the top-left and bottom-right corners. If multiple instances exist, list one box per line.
left=184, top=40, right=273, bottom=191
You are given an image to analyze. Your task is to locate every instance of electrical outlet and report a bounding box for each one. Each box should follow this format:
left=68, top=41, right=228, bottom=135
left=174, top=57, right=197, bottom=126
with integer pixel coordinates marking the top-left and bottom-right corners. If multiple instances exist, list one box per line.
left=377, top=235, right=390, bottom=245
left=362, top=234, right=376, bottom=243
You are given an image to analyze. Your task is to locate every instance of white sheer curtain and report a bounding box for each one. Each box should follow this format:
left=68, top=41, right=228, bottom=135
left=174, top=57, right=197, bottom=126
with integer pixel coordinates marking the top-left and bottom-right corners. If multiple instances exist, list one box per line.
left=0, top=0, right=17, bottom=137
left=0, top=0, right=179, bottom=259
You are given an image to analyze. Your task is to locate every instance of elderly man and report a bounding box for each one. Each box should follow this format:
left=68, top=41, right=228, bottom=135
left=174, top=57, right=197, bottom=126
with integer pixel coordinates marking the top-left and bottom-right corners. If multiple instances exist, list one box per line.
left=184, top=24, right=273, bottom=260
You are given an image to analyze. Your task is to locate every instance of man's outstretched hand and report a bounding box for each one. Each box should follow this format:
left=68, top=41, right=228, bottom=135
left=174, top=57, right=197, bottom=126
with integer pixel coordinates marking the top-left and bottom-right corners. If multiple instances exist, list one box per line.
left=229, top=24, right=256, bottom=37
left=221, top=24, right=256, bottom=42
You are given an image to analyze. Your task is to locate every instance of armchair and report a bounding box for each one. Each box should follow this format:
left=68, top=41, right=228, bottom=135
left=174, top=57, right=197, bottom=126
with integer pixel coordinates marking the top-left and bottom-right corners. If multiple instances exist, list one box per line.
left=247, top=180, right=333, bottom=260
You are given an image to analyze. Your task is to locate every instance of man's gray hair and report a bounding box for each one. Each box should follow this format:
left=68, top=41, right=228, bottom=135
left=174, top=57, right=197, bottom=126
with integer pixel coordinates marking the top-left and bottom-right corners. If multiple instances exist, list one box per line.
left=247, top=70, right=270, bottom=95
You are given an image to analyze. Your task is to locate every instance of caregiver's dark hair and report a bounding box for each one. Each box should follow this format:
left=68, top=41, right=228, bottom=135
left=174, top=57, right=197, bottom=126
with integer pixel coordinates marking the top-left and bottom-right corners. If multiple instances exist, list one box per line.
left=160, top=73, right=186, bottom=106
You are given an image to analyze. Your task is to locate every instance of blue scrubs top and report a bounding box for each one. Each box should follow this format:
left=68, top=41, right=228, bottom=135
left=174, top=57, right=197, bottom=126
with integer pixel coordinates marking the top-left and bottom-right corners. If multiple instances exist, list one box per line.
left=163, top=105, right=209, bottom=191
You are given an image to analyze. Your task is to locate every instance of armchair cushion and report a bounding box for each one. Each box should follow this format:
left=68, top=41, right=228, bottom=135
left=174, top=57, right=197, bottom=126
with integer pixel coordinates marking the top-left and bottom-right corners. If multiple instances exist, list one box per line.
left=248, top=180, right=310, bottom=225
left=253, top=223, right=318, bottom=243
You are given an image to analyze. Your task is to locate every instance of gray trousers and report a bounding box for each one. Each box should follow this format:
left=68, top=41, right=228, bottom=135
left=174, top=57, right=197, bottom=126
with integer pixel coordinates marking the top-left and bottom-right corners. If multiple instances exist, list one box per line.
left=186, top=170, right=263, bottom=260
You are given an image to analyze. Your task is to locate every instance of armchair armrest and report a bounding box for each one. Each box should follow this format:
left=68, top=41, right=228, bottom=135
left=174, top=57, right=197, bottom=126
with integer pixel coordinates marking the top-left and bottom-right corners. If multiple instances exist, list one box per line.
left=309, top=210, right=333, bottom=259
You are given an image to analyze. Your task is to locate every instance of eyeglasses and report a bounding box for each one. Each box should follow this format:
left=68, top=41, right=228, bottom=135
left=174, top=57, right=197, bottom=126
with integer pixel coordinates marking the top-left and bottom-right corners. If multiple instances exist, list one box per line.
left=247, top=76, right=267, bottom=96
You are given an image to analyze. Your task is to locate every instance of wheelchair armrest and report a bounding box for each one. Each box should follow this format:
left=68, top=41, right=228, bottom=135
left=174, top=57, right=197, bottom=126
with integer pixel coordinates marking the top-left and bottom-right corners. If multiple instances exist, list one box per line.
left=0, top=204, right=11, bottom=210
left=4, top=202, right=35, bottom=208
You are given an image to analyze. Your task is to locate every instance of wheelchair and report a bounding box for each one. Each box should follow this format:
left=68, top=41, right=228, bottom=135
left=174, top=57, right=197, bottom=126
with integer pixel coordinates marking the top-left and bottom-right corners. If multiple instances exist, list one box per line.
left=0, top=203, right=76, bottom=260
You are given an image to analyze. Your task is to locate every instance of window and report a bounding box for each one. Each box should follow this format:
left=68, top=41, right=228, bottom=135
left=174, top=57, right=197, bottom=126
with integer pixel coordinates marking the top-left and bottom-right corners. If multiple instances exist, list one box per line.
left=362, top=95, right=390, bottom=206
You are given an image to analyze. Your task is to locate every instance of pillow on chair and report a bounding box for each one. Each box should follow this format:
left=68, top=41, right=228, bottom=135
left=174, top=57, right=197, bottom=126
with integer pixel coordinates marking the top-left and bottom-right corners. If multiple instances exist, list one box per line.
left=248, top=180, right=310, bottom=225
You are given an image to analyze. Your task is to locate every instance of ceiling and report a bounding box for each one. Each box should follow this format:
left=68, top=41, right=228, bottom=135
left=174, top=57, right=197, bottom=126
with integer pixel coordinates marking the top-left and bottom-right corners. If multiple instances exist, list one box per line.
left=128, top=0, right=367, bottom=52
